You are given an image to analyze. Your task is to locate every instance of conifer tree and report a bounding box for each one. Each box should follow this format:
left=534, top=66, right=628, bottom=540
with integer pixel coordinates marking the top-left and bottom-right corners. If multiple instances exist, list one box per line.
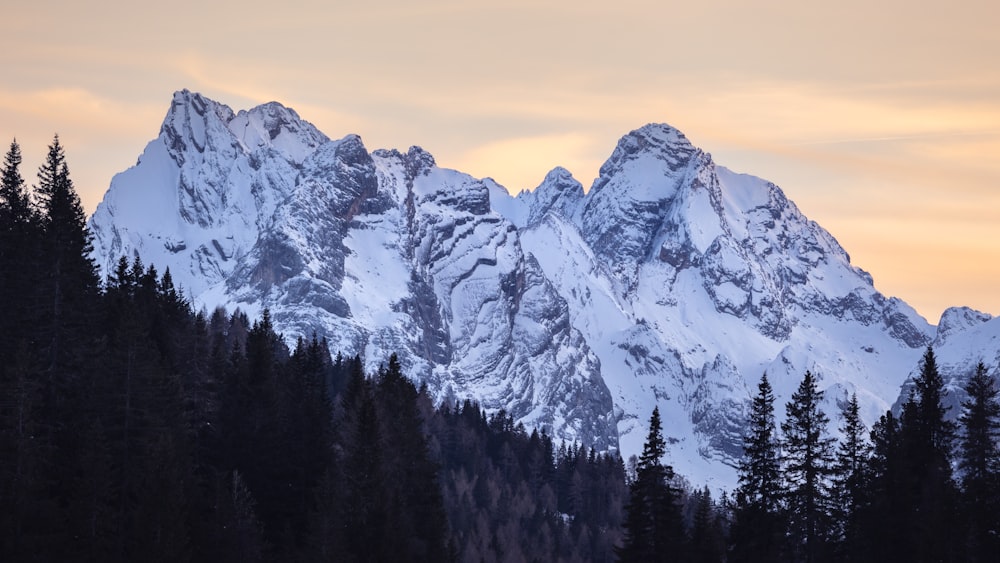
left=897, top=346, right=959, bottom=562
left=0, top=140, right=44, bottom=474
left=689, top=486, right=726, bottom=563
left=26, top=137, right=101, bottom=555
left=35, top=135, right=100, bottom=366
left=831, top=392, right=870, bottom=559
left=781, top=370, right=835, bottom=563
left=957, top=362, right=1000, bottom=561
left=219, top=471, right=263, bottom=563
left=863, top=410, right=904, bottom=561
left=374, top=354, right=448, bottom=562
left=0, top=139, right=31, bottom=223
left=731, top=373, right=783, bottom=562
left=0, top=139, right=37, bottom=308
left=617, top=406, right=684, bottom=562
left=0, top=138, right=48, bottom=560
left=344, top=385, right=388, bottom=562
left=0, top=139, right=37, bottom=324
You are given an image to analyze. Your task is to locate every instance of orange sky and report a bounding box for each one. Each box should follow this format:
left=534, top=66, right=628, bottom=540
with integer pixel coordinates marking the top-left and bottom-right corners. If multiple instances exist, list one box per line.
left=2, top=0, right=998, bottom=323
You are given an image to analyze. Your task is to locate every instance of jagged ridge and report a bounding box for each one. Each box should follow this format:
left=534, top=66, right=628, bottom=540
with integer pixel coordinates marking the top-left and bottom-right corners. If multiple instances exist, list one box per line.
left=89, top=92, right=995, bottom=487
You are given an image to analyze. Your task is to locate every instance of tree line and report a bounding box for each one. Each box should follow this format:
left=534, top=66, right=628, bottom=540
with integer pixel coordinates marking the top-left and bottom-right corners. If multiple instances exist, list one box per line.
left=618, top=349, right=1000, bottom=563
left=722, top=347, right=1000, bottom=563
left=0, top=137, right=628, bottom=561
left=3, top=137, right=999, bottom=562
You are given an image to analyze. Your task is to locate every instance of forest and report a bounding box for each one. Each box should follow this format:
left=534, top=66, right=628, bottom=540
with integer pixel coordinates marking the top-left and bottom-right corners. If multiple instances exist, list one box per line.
left=2, top=137, right=999, bottom=562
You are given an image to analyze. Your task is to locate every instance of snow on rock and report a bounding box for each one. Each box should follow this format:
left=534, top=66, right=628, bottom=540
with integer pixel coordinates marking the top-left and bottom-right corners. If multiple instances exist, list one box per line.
left=892, top=308, right=1000, bottom=423
left=90, top=92, right=998, bottom=490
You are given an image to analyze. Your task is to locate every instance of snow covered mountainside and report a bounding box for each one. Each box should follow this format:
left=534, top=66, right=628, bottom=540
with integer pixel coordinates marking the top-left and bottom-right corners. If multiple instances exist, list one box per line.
left=89, top=91, right=995, bottom=487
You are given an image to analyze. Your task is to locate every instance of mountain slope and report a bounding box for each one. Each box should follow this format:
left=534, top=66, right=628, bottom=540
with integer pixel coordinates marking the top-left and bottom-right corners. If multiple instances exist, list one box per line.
left=91, top=91, right=992, bottom=487
left=504, top=125, right=934, bottom=479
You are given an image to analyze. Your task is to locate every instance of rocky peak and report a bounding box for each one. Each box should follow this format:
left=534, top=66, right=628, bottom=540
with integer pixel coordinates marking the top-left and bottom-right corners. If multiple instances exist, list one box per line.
left=167, top=89, right=236, bottom=127
left=579, top=124, right=711, bottom=287
left=935, top=306, right=993, bottom=345
left=228, top=101, right=328, bottom=163
left=594, top=123, right=698, bottom=183
left=404, top=146, right=436, bottom=180
left=526, top=166, right=584, bottom=226
left=160, top=89, right=238, bottom=163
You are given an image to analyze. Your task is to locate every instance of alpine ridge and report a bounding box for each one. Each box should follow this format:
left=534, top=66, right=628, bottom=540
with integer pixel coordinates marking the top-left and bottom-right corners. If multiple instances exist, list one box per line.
left=89, top=90, right=996, bottom=486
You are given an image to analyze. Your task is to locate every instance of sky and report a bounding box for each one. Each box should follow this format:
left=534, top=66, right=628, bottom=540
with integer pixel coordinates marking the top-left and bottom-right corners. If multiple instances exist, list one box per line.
left=2, top=0, right=998, bottom=324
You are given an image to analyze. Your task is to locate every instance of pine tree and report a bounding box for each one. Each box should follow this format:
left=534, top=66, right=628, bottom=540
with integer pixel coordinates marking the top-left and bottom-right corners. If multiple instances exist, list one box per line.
left=831, top=393, right=870, bottom=559
left=0, top=142, right=46, bottom=547
left=27, top=137, right=101, bottom=556
left=219, top=471, right=263, bottom=563
left=0, top=139, right=38, bottom=333
left=0, top=139, right=37, bottom=308
left=897, top=346, right=959, bottom=562
left=781, top=370, right=835, bottom=563
left=35, top=134, right=100, bottom=372
left=863, top=409, right=905, bottom=561
left=617, top=406, right=684, bottom=562
left=344, top=386, right=388, bottom=562
left=373, top=354, right=448, bottom=562
left=689, top=486, right=726, bottom=563
left=957, top=362, right=1000, bottom=561
left=0, top=139, right=47, bottom=559
left=731, top=373, right=783, bottom=562
left=0, top=139, right=31, bottom=223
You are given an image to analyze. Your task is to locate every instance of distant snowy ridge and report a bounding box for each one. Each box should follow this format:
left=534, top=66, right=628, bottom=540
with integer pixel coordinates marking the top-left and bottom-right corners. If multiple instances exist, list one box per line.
left=89, top=90, right=996, bottom=488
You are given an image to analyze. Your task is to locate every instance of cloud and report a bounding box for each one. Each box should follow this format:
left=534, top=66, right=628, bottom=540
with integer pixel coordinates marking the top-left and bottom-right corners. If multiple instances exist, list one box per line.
left=0, top=87, right=162, bottom=135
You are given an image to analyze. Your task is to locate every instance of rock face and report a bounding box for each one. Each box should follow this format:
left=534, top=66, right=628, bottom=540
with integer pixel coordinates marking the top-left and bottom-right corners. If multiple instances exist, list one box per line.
left=92, top=91, right=616, bottom=454
left=90, top=91, right=994, bottom=487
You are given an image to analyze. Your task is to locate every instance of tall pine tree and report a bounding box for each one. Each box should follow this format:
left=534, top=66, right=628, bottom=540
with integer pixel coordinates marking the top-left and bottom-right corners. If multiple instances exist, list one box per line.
left=33, top=136, right=101, bottom=557
left=0, top=138, right=38, bottom=338
left=863, top=409, right=905, bottom=561
left=731, top=373, right=783, bottom=562
left=957, top=362, right=1000, bottom=561
left=831, top=392, right=870, bottom=559
left=373, top=354, right=448, bottom=562
left=0, top=139, right=31, bottom=224
left=781, top=370, right=835, bottom=563
left=689, top=486, right=726, bottom=563
left=0, top=138, right=47, bottom=559
left=35, top=134, right=100, bottom=373
left=617, top=406, right=684, bottom=562
left=897, top=346, right=959, bottom=562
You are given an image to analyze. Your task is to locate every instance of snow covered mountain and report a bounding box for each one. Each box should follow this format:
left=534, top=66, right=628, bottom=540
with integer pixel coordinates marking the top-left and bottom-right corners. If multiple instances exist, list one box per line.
left=894, top=307, right=1000, bottom=419
left=89, top=90, right=995, bottom=487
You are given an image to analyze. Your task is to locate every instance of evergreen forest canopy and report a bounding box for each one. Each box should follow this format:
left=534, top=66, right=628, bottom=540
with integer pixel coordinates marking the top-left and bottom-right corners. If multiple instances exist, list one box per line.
left=1, top=137, right=999, bottom=562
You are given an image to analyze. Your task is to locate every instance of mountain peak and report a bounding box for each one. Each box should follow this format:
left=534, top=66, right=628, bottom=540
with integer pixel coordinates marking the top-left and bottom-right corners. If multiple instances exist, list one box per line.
left=164, top=89, right=235, bottom=133
left=229, top=101, right=328, bottom=161
left=626, top=122, right=691, bottom=146
left=591, top=123, right=702, bottom=197
left=936, top=306, right=993, bottom=344
left=598, top=123, right=694, bottom=173
left=90, top=91, right=982, bottom=489
left=525, top=167, right=584, bottom=226
left=405, top=146, right=436, bottom=178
